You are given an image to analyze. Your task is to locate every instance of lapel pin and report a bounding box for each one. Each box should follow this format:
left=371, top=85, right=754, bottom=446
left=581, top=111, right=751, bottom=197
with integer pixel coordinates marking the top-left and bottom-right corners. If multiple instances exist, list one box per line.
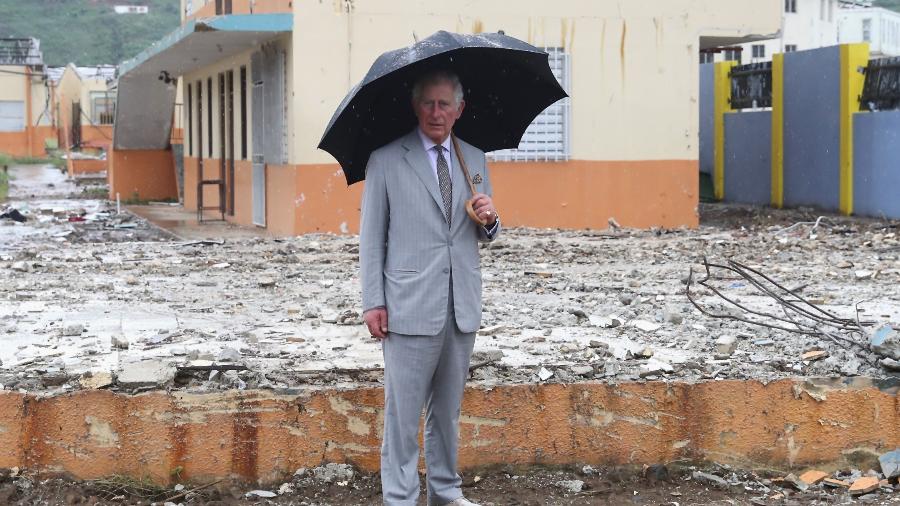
left=472, top=174, right=483, bottom=184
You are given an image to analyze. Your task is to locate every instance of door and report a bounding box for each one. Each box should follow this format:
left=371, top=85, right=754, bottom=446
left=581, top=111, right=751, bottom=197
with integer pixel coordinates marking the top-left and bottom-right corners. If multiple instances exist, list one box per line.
left=250, top=44, right=286, bottom=228
left=251, top=51, right=266, bottom=227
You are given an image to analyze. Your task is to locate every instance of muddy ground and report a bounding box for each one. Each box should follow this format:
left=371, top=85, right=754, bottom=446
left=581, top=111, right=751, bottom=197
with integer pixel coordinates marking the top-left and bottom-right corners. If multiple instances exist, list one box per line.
left=2, top=463, right=898, bottom=505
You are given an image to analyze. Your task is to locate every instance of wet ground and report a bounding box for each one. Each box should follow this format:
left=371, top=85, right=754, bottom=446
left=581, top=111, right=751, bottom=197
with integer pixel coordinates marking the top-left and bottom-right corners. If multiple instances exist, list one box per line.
left=2, top=463, right=898, bottom=505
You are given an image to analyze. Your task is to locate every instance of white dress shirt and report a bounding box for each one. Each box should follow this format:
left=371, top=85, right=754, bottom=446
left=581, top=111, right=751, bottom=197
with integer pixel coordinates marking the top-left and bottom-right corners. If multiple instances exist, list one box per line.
left=417, top=127, right=453, bottom=184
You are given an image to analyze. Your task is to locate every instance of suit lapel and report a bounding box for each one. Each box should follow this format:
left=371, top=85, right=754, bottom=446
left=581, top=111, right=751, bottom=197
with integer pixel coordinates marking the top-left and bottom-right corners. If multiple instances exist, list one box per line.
left=402, top=131, right=445, bottom=218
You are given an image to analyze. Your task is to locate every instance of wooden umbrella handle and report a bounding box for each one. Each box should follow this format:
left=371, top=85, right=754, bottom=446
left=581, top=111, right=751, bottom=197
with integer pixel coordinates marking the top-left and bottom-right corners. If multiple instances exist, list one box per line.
left=451, top=132, right=488, bottom=226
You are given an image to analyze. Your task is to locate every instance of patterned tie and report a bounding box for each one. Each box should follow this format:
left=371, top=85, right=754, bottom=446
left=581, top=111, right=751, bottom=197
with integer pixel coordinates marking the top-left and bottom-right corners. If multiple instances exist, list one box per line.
left=434, top=145, right=452, bottom=225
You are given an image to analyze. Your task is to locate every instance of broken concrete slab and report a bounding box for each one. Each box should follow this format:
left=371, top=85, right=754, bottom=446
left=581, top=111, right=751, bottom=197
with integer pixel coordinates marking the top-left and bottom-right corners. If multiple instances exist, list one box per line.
left=871, top=324, right=900, bottom=361
left=715, top=335, right=737, bottom=358
left=692, top=471, right=728, bottom=489
left=116, top=361, right=176, bottom=388
left=849, top=476, right=880, bottom=496
left=798, top=470, right=829, bottom=485
left=879, top=448, right=900, bottom=480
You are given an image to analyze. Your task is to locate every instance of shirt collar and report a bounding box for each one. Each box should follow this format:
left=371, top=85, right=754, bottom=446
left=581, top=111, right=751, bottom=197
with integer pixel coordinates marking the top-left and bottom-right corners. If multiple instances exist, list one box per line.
left=417, top=127, right=452, bottom=154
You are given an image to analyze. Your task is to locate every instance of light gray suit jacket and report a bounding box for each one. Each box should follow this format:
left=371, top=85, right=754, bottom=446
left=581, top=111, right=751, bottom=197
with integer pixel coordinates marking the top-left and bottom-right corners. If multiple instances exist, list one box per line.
left=359, top=129, right=500, bottom=336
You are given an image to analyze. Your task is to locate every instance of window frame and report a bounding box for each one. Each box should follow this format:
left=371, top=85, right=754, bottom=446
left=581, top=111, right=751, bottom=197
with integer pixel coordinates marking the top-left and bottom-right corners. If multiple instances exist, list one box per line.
left=487, top=47, right=570, bottom=163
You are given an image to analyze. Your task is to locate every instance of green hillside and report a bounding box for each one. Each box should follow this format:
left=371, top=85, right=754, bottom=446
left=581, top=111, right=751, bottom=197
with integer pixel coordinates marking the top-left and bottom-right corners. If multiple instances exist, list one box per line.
left=0, top=0, right=180, bottom=67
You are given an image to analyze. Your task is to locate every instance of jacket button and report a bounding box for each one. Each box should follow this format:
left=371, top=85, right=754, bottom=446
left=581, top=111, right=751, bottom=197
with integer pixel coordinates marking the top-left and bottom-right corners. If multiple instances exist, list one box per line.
left=443, top=268, right=450, bottom=274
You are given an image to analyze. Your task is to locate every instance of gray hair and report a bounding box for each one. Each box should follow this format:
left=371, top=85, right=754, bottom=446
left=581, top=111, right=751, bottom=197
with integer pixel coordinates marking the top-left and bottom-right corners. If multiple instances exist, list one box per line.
left=411, top=70, right=464, bottom=107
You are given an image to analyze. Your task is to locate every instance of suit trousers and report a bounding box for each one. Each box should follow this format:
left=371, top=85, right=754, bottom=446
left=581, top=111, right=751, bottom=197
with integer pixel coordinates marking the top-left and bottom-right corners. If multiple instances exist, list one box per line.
left=380, top=281, right=476, bottom=506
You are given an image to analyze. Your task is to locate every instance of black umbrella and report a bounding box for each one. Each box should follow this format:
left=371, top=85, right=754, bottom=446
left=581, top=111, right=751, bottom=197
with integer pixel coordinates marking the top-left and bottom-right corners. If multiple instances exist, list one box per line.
left=318, top=30, right=568, bottom=185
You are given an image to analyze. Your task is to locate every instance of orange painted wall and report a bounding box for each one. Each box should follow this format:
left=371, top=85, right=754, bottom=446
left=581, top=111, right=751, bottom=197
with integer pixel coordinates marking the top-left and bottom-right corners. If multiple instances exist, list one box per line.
left=81, top=125, right=113, bottom=149
left=252, top=0, right=292, bottom=14
left=289, top=160, right=697, bottom=234
left=109, top=149, right=179, bottom=201
left=0, top=379, right=897, bottom=485
left=181, top=159, right=696, bottom=235
left=70, top=159, right=107, bottom=176
left=294, top=164, right=363, bottom=234
left=233, top=159, right=253, bottom=224
left=0, top=126, right=57, bottom=158
left=266, top=163, right=296, bottom=235
left=186, top=0, right=287, bottom=19
left=491, top=160, right=699, bottom=229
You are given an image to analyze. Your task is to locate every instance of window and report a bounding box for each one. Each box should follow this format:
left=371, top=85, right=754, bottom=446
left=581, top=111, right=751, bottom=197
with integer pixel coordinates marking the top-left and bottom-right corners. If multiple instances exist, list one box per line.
left=785, top=0, right=797, bottom=13
left=820, top=0, right=825, bottom=20
left=863, top=18, right=872, bottom=42
left=89, top=91, right=115, bottom=125
left=752, top=45, right=766, bottom=59
left=489, top=47, right=569, bottom=162
left=0, top=100, right=24, bottom=132
left=785, top=44, right=798, bottom=52
left=724, top=48, right=742, bottom=64
left=699, top=51, right=715, bottom=64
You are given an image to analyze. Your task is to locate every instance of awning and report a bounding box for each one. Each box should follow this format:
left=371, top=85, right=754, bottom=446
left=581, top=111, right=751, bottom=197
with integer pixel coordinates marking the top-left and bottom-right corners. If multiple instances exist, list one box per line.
left=113, top=14, right=292, bottom=150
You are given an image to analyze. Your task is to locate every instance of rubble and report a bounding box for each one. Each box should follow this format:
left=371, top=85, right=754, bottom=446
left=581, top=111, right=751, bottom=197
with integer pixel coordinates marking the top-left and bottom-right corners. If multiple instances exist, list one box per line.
left=880, top=449, right=900, bottom=480
left=0, top=169, right=898, bottom=394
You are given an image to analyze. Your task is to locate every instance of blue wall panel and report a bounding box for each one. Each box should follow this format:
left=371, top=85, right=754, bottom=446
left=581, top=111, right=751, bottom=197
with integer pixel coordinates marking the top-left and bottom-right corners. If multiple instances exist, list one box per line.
left=783, top=46, right=841, bottom=210
left=853, top=110, right=900, bottom=219
left=724, top=111, right=772, bottom=205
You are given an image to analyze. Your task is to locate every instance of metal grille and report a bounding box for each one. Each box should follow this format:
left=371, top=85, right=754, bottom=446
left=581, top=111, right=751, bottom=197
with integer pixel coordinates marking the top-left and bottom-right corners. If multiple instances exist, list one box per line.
left=729, top=61, right=773, bottom=109
left=489, top=47, right=569, bottom=162
left=860, top=56, right=900, bottom=111
left=0, top=38, right=42, bottom=66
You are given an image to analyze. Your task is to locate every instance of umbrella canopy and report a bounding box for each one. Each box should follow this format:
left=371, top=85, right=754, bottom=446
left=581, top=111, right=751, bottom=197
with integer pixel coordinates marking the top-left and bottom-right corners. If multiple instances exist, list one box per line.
left=318, top=30, right=568, bottom=185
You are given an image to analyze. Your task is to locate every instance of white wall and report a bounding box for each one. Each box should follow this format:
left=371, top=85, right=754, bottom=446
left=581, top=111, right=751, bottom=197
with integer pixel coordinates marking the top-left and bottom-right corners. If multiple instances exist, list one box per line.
left=839, top=7, right=900, bottom=56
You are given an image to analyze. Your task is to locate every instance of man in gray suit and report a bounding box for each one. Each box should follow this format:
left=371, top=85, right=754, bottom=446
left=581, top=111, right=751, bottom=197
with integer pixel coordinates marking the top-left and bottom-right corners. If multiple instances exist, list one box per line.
left=359, top=70, right=500, bottom=506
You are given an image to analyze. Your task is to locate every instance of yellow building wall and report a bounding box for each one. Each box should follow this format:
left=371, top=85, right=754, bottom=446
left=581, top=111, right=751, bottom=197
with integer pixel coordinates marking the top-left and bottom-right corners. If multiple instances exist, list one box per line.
left=281, top=0, right=782, bottom=233
left=0, top=65, right=55, bottom=157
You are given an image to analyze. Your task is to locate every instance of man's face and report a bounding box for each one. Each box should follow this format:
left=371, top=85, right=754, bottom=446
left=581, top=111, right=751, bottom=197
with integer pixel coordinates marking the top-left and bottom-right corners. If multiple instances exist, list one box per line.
left=413, top=80, right=465, bottom=144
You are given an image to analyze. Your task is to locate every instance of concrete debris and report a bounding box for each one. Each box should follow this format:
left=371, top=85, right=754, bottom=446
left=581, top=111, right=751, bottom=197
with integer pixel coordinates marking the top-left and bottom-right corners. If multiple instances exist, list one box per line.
left=632, top=320, right=661, bottom=332
left=245, top=489, right=277, bottom=498
left=311, top=463, right=355, bottom=483
left=715, top=335, right=738, bottom=358
left=798, top=470, right=829, bottom=485
left=62, top=324, right=85, bottom=337
left=111, top=336, right=129, bottom=350
left=277, top=482, right=294, bottom=495
left=870, top=324, right=900, bottom=360
left=640, top=358, right=673, bottom=377
left=692, top=471, right=729, bottom=489
left=849, top=476, right=881, bottom=496
left=2, top=185, right=899, bottom=393
left=879, top=449, right=900, bottom=479
left=116, top=361, right=176, bottom=388
left=822, top=477, right=850, bottom=488
left=216, top=347, right=242, bottom=363
left=555, top=480, right=584, bottom=493
left=801, top=350, right=828, bottom=362
left=79, top=371, right=113, bottom=390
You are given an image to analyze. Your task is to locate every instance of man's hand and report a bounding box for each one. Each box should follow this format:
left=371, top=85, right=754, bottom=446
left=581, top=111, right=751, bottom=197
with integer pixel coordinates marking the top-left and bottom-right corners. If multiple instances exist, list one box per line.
left=470, top=193, right=498, bottom=226
left=364, top=307, right=389, bottom=339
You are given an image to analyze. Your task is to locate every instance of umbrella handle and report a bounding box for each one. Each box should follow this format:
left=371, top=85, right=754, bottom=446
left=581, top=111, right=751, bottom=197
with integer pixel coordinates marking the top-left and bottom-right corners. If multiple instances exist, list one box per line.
left=451, top=132, right=488, bottom=226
